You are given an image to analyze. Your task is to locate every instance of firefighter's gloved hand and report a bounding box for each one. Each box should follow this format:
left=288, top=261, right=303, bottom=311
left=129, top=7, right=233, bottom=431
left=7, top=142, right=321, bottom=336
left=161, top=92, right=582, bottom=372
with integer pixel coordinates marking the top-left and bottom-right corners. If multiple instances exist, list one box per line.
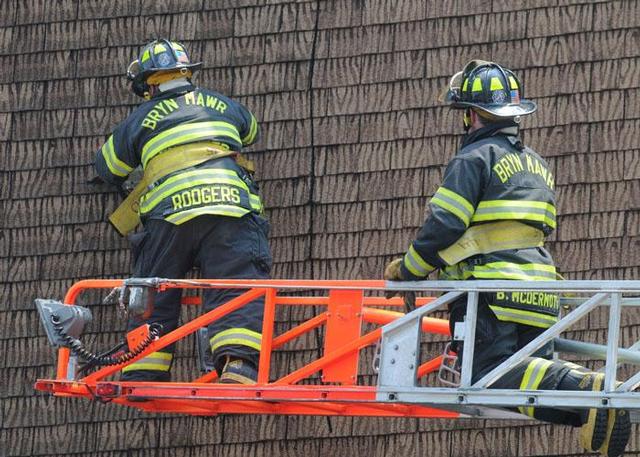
left=384, top=258, right=404, bottom=281
left=384, top=259, right=417, bottom=312
left=384, top=258, right=404, bottom=300
left=403, top=291, right=416, bottom=313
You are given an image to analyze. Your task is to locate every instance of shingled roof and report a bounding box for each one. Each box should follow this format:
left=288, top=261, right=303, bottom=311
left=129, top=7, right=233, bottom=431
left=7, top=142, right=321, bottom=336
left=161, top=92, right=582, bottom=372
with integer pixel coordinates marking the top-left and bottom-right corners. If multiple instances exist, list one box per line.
left=2, top=0, right=639, bottom=455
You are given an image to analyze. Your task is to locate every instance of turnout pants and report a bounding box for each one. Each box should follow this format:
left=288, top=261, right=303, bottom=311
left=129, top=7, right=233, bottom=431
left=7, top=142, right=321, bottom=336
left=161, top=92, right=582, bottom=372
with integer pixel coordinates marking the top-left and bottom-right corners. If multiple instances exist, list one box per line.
left=450, top=294, right=593, bottom=427
left=121, top=213, right=272, bottom=381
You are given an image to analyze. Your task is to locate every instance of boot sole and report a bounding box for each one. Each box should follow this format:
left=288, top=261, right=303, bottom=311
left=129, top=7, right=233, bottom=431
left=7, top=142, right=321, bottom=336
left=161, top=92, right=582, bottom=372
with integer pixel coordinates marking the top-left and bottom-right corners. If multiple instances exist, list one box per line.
left=599, top=409, right=631, bottom=457
left=580, top=408, right=609, bottom=451
left=579, top=374, right=608, bottom=451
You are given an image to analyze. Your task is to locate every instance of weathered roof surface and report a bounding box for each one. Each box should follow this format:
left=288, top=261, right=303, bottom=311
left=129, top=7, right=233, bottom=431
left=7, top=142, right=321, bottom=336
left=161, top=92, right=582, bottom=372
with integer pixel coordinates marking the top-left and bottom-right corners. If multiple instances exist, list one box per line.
left=2, top=0, right=639, bottom=455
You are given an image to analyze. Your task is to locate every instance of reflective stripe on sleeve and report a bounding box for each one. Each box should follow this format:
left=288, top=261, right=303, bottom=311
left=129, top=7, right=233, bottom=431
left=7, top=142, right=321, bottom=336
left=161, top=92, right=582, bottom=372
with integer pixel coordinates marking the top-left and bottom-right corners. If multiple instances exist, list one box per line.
left=101, top=135, right=133, bottom=177
left=121, top=351, right=172, bottom=373
left=403, top=244, right=435, bottom=278
left=430, top=187, right=475, bottom=227
left=242, top=114, right=258, bottom=145
left=141, top=121, right=242, bottom=167
left=209, top=328, right=262, bottom=353
left=470, top=261, right=556, bottom=281
left=489, top=305, right=558, bottom=328
left=472, top=199, right=556, bottom=229
left=518, top=358, right=554, bottom=416
left=249, top=194, right=262, bottom=212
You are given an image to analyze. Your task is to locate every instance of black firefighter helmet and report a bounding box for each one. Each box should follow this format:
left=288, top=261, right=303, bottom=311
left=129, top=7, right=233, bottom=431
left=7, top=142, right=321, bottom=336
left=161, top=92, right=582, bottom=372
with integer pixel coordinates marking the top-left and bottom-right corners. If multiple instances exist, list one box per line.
left=444, top=60, right=536, bottom=119
left=126, top=39, right=202, bottom=98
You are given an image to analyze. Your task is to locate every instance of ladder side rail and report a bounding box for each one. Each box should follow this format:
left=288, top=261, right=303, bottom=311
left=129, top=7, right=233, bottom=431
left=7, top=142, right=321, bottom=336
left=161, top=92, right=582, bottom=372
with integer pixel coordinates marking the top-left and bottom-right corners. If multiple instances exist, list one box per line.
left=561, top=297, right=640, bottom=307
left=604, top=292, right=622, bottom=392
left=472, top=292, right=609, bottom=388
left=378, top=386, right=640, bottom=410
left=60, top=278, right=640, bottom=297
left=389, top=279, right=640, bottom=294
left=459, top=291, right=479, bottom=388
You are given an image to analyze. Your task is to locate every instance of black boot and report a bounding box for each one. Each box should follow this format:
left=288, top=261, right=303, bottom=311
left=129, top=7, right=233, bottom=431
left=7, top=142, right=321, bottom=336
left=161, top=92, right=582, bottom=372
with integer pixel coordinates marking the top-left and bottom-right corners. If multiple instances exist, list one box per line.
left=218, top=356, right=258, bottom=384
left=574, top=372, right=630, bottom=457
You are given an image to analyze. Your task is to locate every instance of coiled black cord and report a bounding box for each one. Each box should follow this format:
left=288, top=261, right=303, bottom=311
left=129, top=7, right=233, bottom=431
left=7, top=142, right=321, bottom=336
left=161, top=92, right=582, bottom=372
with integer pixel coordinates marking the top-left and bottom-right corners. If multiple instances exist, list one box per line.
left=52, top=316, right=162, bottom=367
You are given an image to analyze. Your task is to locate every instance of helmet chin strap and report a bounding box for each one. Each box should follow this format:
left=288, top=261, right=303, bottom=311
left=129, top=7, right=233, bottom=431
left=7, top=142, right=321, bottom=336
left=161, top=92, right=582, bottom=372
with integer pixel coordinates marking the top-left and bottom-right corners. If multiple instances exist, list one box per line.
left=463, top=108, right=472, bottom=131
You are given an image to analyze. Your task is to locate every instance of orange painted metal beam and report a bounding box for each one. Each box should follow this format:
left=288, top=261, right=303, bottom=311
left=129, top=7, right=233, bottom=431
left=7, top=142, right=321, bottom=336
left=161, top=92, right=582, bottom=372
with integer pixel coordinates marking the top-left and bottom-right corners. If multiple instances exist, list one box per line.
left=271, top=312, right=328, bottom=349
left=257, top=289, right=277, bottom=383
left=418, top=356, right=445, bottom=378
left=362, top=308, right=450, bottom=336
left=323, top=289, right=363, bottom=384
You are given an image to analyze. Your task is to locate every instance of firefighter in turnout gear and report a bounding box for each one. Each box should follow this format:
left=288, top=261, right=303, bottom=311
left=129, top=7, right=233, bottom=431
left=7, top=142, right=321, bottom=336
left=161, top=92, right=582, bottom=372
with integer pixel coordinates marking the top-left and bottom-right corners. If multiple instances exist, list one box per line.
left=384, top=60, right=630, bottom=456
left=95, top=39, right=271, bottom=385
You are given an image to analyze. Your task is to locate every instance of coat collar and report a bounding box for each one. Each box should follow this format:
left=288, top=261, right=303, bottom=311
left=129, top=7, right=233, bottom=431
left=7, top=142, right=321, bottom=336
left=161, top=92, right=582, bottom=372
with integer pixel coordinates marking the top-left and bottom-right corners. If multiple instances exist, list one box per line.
left=461, top=121, right=520, bottom=148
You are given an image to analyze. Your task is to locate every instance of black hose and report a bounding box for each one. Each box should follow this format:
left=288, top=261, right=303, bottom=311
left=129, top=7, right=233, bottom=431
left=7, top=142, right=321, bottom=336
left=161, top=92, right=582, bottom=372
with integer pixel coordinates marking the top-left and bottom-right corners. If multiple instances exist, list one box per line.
left=53, top=320, right=162, bottom=367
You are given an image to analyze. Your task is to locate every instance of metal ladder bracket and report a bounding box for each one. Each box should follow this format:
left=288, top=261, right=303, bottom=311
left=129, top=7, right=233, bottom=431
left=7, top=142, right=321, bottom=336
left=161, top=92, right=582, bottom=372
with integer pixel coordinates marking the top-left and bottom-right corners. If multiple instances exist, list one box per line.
left=377, top=317, right=421, bottom=388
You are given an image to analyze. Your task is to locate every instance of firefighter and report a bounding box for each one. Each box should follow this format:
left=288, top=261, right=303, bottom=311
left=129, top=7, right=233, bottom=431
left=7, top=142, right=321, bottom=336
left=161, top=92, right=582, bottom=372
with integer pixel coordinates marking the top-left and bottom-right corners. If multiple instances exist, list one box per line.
left=95, top=39, right=271, bottom=385
left=384, top=60, right=630, bottom=456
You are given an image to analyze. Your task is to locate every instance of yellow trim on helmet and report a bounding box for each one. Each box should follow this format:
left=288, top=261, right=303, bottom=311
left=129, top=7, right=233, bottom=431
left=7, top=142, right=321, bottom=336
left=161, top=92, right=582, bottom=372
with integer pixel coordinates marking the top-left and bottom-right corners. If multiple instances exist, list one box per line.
left=490, top=77, right=504, bottom=90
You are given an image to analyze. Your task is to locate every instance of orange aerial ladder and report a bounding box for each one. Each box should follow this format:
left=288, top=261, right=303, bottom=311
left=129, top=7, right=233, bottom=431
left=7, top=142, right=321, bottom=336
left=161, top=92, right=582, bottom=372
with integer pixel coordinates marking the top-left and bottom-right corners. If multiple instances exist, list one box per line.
left=34, top=278, right=640, bottom=421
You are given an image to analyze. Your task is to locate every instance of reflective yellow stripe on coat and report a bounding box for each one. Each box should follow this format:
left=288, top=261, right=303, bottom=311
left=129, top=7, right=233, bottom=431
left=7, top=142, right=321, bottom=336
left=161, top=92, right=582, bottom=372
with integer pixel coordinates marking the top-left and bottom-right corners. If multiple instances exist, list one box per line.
left=139, top=168, right=257, bottom=214
left=467, top=261, right=556, bottom=281
left=472, top=199, right=556, bottom=229
left=141, top=121, right=242, bottom=167
left=489, top=305, right=558, bottom=328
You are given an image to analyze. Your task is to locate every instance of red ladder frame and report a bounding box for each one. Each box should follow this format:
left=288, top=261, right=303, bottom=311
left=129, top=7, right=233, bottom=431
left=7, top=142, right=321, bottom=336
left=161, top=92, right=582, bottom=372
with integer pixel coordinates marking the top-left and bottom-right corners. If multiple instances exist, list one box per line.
left=35, top=279, right=458, bottom=418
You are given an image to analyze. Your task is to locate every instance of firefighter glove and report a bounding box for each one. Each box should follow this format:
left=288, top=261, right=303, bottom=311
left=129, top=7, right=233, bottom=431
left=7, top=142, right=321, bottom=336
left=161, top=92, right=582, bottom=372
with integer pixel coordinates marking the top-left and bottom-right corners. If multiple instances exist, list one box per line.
left=384, top=258, right=404, bottom=281
left=384, top=258, right=415, bottom=312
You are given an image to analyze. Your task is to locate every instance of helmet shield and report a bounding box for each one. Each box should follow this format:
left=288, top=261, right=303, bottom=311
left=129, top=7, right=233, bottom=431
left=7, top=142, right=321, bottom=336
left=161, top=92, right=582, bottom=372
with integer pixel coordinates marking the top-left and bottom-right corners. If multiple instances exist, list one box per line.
left=442, top=70, right=463, bottom=104
left=126, top=59, right=141, bottom=81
